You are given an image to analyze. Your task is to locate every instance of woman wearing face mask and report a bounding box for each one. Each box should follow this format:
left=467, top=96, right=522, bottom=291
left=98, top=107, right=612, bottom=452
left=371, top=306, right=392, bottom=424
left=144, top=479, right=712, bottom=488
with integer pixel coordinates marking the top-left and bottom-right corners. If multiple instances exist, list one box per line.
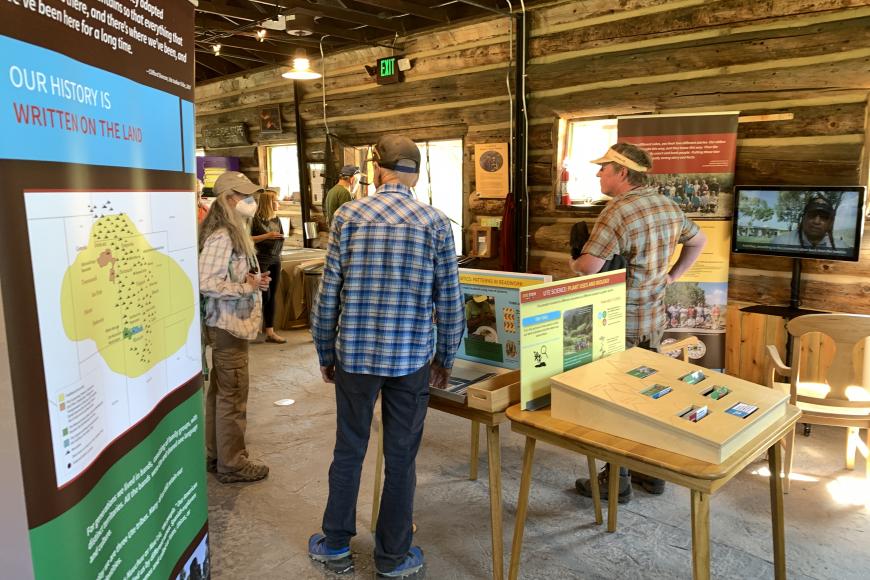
left=251, top=189, right=286, bottom=343
left=199, top=172, right=271, bottom=484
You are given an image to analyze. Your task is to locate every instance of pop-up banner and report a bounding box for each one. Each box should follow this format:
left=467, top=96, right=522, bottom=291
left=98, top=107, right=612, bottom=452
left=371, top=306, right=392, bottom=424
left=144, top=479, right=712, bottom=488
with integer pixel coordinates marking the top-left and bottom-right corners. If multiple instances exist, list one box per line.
left=0, top=2, right=208, bottom=578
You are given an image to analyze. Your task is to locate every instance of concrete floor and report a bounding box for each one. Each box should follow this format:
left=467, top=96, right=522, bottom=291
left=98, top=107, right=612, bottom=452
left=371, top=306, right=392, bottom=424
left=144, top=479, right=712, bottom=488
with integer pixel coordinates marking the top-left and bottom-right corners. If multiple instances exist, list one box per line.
left=206, top=330, right=870, bottom=579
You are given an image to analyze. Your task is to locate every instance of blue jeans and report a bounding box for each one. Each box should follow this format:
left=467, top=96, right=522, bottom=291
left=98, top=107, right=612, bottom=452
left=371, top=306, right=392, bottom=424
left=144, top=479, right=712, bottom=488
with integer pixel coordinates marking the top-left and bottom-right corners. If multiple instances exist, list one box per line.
left=322, top=362, right=430, bottom=572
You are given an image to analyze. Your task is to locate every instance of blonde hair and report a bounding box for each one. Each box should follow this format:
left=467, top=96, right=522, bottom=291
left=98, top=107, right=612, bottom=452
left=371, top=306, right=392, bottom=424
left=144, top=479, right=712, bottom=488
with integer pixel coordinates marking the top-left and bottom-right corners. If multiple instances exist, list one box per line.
left=198, top=191, right=256, bottom=257
left=255, top=190, right=278, bottom=221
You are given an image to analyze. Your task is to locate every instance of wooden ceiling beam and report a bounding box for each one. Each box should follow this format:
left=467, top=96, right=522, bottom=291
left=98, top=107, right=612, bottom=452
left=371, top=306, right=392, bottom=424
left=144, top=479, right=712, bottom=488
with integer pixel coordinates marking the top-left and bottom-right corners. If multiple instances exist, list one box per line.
left=455, top=0, right=509, bottom=15
left=195, top=45, right=286, bottom=66
left=197, top=1, right=260, bottom=21
left=195, top=15, right=324, bottom=46
left=211, top=36, right=308, bottom=56
left=348, top=0, right=448, bottom=23
left=286, top=0, right=406, bottom=33
left=195, top=52, right=243, bottom=76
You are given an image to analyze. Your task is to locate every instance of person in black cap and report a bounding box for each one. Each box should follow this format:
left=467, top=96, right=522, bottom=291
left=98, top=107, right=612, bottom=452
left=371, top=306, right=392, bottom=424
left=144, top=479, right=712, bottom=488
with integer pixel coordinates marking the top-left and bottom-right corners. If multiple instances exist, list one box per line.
left=772, top=193, right=837, bottom=248
left=324, top=164, right=360, bottom=226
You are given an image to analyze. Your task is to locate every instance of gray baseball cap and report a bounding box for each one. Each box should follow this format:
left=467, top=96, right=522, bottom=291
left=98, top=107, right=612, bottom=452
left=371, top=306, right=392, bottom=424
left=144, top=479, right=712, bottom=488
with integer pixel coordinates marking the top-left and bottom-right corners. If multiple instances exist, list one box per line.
left=373, top=134, right=421, bottom=174
left=339, top=164, right=360, bottom=177
left=213, top=171, right=263, bottom=197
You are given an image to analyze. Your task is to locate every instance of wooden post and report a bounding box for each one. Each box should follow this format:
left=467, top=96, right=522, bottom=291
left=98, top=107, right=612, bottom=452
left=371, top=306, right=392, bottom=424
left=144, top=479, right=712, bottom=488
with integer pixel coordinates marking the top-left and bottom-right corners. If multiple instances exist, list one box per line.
left=690, top=490, right=711, bottom=580
left=768, top=444, right=787, bottom=580
left=486, top=426, right=504, bottom=580
left=293, top=80, right=313, bottom=248
left=508, top=437, right=536, bottom=580
left=470, top=421, right=480, bottom=481
left=586, top=456, right=603, bottom=525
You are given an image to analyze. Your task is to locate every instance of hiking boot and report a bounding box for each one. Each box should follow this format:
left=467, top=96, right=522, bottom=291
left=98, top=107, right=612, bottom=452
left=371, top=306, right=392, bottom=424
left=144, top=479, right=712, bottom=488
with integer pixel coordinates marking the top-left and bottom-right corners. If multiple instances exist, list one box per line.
left=376, top=546, right=424, bottom=578
left=206, top=457, right=217, bottom=473
left=575, top=467, right=632, bottom=504
left=215, top=461, right=269, bottom=483
left=631, top=471, right=666, bottom=494
left=308, top=533, right=353, bottom=573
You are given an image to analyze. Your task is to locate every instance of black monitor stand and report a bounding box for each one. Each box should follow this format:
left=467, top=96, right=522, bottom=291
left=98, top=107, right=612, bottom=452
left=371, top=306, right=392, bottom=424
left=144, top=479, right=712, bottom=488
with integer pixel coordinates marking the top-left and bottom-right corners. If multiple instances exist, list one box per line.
left=740, top=258, right=826, bottom=319
left=739, top=258, right=825, bottom=436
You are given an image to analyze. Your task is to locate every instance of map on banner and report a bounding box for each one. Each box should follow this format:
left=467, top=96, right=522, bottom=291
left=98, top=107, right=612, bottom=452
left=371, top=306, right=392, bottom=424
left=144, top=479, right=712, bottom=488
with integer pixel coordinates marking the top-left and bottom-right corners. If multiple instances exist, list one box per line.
left=25, top=191, right=201, bottom=487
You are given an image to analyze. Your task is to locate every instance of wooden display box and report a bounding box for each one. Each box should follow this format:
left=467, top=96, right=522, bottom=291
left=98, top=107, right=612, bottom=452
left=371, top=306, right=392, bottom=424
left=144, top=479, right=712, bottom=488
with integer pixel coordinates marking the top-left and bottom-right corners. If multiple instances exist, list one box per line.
left=550, top=348, right=789, bottom=464
left=431, top=359, right=518, bottom=406
left=469, top=224, right=498, bottom=258
left=467, top=371, right=520, bottom=412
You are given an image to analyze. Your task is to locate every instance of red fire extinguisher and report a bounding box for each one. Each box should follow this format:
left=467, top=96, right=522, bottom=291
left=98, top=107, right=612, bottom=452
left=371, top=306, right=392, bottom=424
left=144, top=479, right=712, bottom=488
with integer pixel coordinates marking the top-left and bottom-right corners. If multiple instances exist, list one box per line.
left=560, top=166, right=570, bottom=205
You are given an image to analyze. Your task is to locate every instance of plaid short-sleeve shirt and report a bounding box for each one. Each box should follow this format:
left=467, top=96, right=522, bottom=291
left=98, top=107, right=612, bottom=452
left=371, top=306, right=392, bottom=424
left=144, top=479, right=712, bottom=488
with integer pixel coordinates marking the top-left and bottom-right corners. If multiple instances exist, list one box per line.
left=582, top=185, right=699, bottom=344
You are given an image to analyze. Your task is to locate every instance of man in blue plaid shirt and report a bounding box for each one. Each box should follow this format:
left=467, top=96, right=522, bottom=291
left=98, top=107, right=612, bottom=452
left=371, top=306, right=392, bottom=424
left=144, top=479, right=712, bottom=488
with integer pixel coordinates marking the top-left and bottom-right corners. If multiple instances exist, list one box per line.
left=308, top=134, right=464, bottom=577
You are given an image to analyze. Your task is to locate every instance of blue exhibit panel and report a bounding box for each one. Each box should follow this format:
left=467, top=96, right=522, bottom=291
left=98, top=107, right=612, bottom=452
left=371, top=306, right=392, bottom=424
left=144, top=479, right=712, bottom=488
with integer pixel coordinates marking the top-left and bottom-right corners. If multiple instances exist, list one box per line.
left=0, top=36, right=192, bottom=172
left=522, top=311, right=560, bottom=327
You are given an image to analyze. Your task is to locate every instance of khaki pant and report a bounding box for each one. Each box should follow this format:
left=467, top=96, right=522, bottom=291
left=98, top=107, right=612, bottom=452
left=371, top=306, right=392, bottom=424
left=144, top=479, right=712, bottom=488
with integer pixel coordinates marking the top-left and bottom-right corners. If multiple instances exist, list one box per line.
left=205, top=326, right=250, bottom=473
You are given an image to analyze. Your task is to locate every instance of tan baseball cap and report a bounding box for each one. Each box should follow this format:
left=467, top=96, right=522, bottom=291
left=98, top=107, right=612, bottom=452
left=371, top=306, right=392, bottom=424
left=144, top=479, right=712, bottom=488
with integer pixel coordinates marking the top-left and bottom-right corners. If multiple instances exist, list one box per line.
left=214, top=171, right=264, bottom=196
left=590, top=147, right=651, bottom=173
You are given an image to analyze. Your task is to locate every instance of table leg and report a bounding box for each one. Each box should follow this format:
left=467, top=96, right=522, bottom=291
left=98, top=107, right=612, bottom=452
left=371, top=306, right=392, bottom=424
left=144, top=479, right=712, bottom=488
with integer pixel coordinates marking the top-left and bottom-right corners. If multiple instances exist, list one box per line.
left=487, top=425, right=504, bottom=580
left=690, top=490, right=711, bottom=580
left=371, top=418, right=384, bottom=533
left=768, top=443, right=786, bottom=580
left=607, top=463, right=619, bottom=533
left=470, top=420, right=481, bottom=481
left=508, top=437, right=536, bottom=580
left=586, top=456, right=603, bottom=525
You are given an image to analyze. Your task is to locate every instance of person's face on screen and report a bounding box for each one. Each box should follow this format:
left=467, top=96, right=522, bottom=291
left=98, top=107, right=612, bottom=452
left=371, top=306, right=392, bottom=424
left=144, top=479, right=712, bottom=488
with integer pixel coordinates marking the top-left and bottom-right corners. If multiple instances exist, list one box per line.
left=802, top=207, right=834, bottom=244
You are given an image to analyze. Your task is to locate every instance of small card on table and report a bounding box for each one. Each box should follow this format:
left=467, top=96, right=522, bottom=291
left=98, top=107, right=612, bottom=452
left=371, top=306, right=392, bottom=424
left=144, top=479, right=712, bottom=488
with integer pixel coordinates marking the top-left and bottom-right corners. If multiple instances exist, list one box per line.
left=627, top=365, right=658, bottom=379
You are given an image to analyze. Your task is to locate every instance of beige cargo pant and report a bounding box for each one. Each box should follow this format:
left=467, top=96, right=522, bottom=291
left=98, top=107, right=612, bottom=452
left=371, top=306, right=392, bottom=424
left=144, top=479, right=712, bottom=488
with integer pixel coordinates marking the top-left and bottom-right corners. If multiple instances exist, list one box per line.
left=205, top=326, right=250, bottom=473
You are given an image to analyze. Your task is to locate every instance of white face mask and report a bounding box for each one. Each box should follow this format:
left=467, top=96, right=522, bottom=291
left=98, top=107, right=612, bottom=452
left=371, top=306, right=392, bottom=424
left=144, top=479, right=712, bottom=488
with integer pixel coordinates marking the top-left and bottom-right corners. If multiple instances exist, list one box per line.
left=235, top=195, right=257, bottom=218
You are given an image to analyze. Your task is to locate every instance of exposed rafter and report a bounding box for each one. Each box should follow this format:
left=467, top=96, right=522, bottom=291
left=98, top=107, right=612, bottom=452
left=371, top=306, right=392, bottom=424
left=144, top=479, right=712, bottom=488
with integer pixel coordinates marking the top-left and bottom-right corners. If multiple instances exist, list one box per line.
left=194, top=0, right=520, bottom=82
left=349, top=0, right=449, bottom=23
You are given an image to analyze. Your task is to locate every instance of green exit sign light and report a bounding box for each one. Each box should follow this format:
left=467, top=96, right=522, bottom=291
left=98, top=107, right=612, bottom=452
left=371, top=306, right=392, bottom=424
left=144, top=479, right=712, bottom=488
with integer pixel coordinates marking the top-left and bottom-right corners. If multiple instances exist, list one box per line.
left=376, top=56, right=400, bottom=85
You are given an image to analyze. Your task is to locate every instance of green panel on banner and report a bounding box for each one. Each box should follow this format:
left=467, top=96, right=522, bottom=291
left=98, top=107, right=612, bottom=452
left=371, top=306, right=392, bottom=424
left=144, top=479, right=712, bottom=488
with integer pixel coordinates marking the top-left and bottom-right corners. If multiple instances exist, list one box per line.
left=29, top=392, right=207, bottom=579
left=463, top=338, right=504, bottom=363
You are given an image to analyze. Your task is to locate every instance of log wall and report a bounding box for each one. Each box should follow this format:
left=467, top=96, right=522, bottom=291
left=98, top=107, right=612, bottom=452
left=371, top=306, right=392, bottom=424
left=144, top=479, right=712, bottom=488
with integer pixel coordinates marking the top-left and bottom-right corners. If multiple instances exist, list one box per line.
left=194, top=0, right=870, bottom=380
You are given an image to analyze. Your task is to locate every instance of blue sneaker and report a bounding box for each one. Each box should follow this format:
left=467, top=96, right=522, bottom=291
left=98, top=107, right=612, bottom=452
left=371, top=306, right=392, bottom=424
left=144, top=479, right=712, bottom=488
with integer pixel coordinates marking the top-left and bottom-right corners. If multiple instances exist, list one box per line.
left=308, top=533, right=351, bottom=563
left=376, top=546, right=424, bottom=577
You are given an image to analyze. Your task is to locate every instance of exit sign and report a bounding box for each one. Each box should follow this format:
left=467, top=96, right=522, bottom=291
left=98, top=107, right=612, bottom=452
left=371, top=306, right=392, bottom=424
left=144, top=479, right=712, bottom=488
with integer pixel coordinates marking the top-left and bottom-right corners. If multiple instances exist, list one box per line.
left=376, top=56, right=400, bottom=85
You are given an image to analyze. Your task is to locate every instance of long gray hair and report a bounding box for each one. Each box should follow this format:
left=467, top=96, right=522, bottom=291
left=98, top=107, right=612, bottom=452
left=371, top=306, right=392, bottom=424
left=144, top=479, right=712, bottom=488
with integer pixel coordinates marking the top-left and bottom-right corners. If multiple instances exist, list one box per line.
left=198, top=191, right=256, bottom=257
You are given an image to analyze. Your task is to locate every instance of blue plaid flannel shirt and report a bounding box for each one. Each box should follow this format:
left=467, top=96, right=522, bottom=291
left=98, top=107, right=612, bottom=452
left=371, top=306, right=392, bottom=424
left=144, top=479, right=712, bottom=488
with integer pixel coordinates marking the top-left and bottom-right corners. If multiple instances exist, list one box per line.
left=311, top=183, right=464, bottom=376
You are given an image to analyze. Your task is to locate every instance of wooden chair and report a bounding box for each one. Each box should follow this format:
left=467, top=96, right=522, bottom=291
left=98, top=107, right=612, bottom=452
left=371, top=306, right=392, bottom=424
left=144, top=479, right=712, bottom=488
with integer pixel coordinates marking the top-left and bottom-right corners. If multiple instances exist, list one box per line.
left=764, top=313, right=870, bottom=493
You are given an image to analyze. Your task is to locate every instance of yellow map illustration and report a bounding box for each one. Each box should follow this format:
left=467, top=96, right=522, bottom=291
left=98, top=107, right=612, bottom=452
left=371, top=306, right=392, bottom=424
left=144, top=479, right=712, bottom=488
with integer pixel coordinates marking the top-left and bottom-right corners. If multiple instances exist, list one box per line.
left=60, top=211, right=195, bottom=378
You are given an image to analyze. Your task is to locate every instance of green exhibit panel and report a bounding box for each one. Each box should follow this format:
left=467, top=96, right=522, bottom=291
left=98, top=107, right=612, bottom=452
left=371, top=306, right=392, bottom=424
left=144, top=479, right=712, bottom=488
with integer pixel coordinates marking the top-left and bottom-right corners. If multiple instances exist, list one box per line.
left=0, top=2, right=206, bottom=578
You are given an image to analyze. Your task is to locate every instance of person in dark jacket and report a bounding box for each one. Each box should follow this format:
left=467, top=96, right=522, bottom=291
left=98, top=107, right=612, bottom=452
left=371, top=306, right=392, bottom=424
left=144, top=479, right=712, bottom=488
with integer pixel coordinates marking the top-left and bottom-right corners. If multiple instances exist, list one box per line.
left=251, top=189, right=286, bottom=343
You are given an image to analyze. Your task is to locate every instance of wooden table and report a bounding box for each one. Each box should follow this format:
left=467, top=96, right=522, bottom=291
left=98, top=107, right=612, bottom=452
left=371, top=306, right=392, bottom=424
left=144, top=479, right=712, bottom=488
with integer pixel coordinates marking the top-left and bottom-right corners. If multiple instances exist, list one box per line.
left=506, top=404, right=801, bottom=580
left=372, top=395, right=508, bottom=580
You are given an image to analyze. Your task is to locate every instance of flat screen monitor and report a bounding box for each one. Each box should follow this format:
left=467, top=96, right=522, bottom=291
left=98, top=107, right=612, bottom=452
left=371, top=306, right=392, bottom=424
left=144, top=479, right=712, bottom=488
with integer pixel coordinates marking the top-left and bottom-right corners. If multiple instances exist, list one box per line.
left=732, top=185, right=866, bottom=261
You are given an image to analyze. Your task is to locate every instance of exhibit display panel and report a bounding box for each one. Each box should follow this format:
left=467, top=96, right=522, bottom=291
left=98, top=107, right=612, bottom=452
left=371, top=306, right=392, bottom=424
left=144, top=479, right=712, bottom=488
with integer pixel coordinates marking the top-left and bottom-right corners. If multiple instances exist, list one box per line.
left=0, top=2, right=208, bottom=577
left=519, top=271, right=627, bottom=410
left=550, top=348, right=789, bottom=463
left=457, top=268, right=551, bottom=369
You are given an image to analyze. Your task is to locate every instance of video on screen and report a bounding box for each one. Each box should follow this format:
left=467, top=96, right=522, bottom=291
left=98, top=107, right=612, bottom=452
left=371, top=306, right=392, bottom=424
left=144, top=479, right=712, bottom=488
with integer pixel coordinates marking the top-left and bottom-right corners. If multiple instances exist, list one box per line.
left=733, top=186, right=865, bottom=261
